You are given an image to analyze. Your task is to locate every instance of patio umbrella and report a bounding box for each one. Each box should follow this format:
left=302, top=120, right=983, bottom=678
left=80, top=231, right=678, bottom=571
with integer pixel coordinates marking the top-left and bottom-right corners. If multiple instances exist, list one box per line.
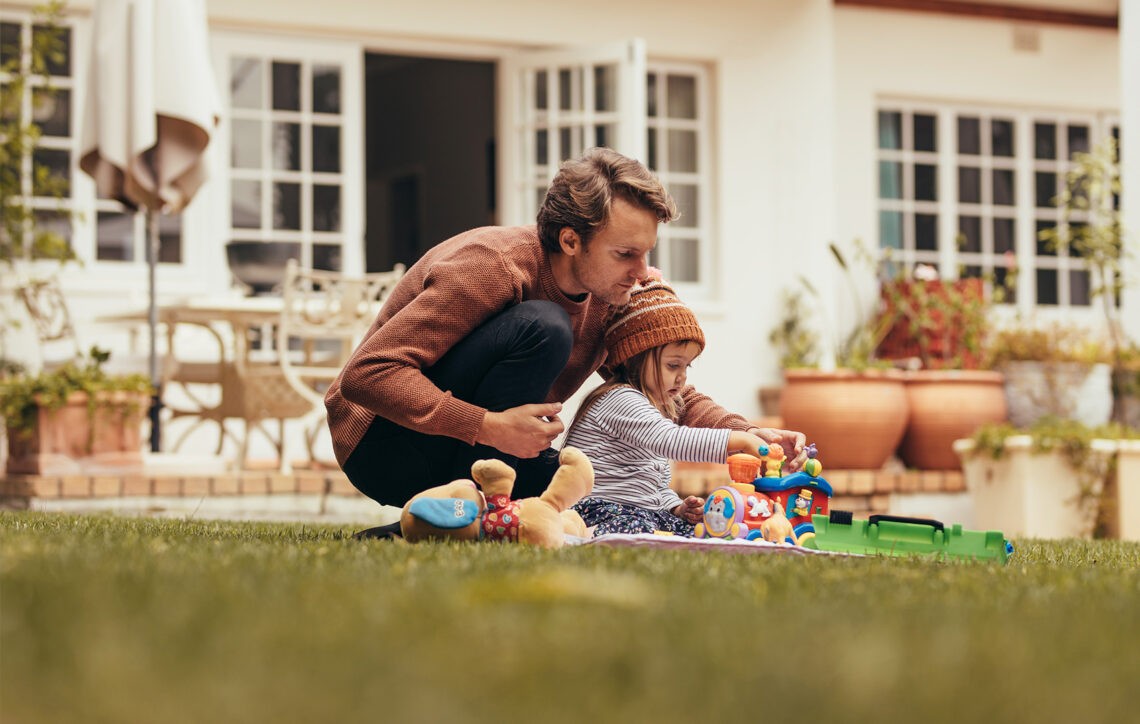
left=79, top=0, right=221, bottom=452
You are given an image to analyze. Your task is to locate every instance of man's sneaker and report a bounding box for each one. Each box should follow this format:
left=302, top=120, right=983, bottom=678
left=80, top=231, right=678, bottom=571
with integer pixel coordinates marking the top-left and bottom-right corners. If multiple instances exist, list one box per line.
left=352, top=521, right=402, bottom=540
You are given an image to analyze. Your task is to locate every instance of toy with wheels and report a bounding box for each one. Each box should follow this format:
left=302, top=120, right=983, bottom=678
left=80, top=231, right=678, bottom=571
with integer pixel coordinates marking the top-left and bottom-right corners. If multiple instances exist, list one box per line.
left=694, top=485, right=746, bottom=539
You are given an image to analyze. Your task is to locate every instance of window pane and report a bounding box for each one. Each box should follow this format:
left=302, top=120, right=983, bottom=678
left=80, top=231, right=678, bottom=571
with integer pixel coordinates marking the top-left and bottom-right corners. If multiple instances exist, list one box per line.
left=595, top=123, right=614, bottom=149
left=666, top=74, right=697, bottom=119
left=1068, top=222, right=1089, bottom=257
left=1036, top=220, right=1057, bottom=256
left=313, top=244, right=342, bottom=271
left=231, top=119, right=262, bottom=168
left=914, top=163, right=937, bottom=201
left=1035, top=171, right=1057, bottom=208
left=0, top=23, right=19, bottom=67
left=312, top=64, right=341, bottom=114
left=231, top=57, right=263, bottom=109
left=272, top=122, right=300, bottom=171
left=670, top=184, right=698, bottom=227
left=272, top=61, right=301, bottom=111
left=959, top=166, right=981, bottom=203
left=880, top=210, right=902, bottom=249
left=646, top=128, right=657, bottom=169
left=1069, top=269, right=1091, bottom=306
left=667, top=129, right=697, bottom=173
left=878, top=111, right=901, bottom=150
left=879, top=161, right=902, bottom=199
left=96, top=211, right=133, bottom=261
left=312, top=124, right=340, bottom=173
left=992, top=169, right=1015, bottom=205
left=158, top=213, right=182, bottom=264
left=32, top=210, right=71, bottom=256
left=670, top=237, right=699, bottom=282
left=1034, top=122, right=1057, bottom=159
left=957, top=116, right=980, bottom=155
left=1067, top=124, right=1090, bottom=156
left=991, top=119, right=1014, bottom=157
left=913, top=114, right=936, bottom=152
left=646, top=74, right=657, bottom=117
left=272, top=182, right=301, bottom=230
left=535, top=70, right=547, bottom=111
left=958, top=215, right=981, bottom=253
left=558, top=68, right=575, bottom=111
left=994, top=266, right=1016, bottom=304
left=535, top=129, right=548, bottom=166
left=993, top=217, right=1015, bottom=254
left=313, top=185, right=340, bottom=232
left=915, top=213, right=938, bottom=251
left=231, top=179, right=261, bottom=229
left=32, top=147, right=69, bottom=196
left=1036, top=268, right=1058, bottom=305
left=34, top=25, right=69, bottom=77
left=33, top=87, right=69, bottom=137
left=594, top=64, right=616, bottom=112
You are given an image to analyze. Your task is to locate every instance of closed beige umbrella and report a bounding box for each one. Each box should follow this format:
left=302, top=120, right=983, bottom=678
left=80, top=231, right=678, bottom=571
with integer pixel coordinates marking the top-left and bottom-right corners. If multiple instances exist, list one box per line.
left=79, top=0, right=221, bottom=451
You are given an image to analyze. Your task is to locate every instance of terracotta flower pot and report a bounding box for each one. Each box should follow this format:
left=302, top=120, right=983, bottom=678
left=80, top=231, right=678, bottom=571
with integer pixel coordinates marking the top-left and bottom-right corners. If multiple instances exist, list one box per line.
left=899, top=370, right=1007, bottom=471
left=5, top=391, right=149, bottom=475
left=780, top=368, right=908, bottom=469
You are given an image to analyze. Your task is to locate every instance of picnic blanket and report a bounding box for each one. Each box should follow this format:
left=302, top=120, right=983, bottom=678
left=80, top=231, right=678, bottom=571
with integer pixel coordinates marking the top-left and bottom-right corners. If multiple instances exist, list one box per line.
left=569, top=532, right=853, bottom=556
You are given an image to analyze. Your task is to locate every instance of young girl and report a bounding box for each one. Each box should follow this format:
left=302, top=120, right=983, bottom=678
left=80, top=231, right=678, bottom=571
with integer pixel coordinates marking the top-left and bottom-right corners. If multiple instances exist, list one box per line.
left=563, top=276, right=805, bottom=537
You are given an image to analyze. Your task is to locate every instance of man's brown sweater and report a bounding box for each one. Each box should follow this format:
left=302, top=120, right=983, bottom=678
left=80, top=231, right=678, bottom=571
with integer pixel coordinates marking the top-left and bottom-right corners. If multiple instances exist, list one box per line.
left=325, top=224, right=752, bottom=467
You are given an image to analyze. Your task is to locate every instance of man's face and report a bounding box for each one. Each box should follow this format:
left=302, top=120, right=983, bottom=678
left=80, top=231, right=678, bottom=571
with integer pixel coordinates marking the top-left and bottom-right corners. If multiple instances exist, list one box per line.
left=562, top=197, right=657, bottom=306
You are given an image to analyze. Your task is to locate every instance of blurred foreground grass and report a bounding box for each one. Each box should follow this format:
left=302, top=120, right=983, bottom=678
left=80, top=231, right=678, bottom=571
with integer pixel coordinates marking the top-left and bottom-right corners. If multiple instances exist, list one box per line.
left=2, top=511, right=1138, bottom=724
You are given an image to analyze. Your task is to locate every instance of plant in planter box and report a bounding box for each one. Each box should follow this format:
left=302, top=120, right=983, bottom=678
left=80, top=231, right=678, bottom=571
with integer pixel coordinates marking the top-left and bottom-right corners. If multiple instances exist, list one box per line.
left=1, top=347, right=153, bottom=474
left=986, top=321, right=1113, bottom=428
left=957, top=416, right=1140, bottom=539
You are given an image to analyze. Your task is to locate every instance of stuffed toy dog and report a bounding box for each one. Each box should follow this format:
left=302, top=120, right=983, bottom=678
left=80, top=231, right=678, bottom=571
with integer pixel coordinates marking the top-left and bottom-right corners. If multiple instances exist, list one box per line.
left=399, top=446, right=594, bottom=548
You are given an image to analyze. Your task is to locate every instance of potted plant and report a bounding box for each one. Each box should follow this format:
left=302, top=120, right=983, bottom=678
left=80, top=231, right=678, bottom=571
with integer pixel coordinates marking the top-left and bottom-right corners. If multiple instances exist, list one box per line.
left=873, top=260, right=1008, bottom=470
left=986, top=321, right=1113, bottom=429
left=1, top=347, right=153, bottom=475
left=1038, top=137, right=1133, bottom=424
left=776, top=241, right=909, bottom=470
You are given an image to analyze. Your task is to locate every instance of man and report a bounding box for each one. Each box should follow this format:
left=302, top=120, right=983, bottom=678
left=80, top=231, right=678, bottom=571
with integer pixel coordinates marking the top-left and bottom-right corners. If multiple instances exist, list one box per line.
left=326, top=147, right=806, bottom=516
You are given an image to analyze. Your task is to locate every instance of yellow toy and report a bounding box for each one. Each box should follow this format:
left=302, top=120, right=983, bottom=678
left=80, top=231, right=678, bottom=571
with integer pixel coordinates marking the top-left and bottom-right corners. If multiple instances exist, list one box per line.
left=759, top=500, right=796, bottom=544
left=399, top=446, right=594, bottom=548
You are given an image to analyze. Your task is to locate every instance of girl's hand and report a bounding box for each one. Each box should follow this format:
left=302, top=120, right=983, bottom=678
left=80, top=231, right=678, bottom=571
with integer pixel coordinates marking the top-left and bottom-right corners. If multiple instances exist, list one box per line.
left=672, top=496, right=705, bottom=523
left=750, top=427, right=808, bottom=472
left=727, top=431, right=767, bottom=458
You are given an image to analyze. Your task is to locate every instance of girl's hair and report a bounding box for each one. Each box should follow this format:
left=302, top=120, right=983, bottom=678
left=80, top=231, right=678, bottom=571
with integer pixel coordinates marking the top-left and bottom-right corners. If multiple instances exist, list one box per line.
left=569, top=343, right=692, bottom=435
left=536, top=147, right=678, bottom=253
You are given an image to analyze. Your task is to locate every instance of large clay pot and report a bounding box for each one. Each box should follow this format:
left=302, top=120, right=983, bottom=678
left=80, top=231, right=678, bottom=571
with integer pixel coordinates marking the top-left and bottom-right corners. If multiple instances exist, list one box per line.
left=780, top=368, right=908, bottom=469
left=899, top=370, right=1007, bottom=470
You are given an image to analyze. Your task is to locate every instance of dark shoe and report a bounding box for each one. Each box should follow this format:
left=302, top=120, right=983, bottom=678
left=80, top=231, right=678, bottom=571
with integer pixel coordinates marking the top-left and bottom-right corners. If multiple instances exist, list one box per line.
left=352, top=521, right=403, bottom=540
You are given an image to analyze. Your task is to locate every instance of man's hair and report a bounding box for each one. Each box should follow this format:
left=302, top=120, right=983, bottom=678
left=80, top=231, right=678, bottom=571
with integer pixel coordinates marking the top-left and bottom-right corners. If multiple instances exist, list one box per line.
left=536, top=147, right=678, bottom=253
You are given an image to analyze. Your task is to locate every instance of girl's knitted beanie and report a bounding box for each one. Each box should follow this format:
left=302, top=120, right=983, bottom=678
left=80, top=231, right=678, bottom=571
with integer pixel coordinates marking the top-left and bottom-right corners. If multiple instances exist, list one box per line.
left=604, top=277, right=704, bottom=367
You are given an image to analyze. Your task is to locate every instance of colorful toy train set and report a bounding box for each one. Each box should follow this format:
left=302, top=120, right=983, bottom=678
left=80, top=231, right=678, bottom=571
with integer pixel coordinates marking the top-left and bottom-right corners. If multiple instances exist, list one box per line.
left=695, top=443, right=832, bottom=545
left=692, top=443, right=1013, bottom=563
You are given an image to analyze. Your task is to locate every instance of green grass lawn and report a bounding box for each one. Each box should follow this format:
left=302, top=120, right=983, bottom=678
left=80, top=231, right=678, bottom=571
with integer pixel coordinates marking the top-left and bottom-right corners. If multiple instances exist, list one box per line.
left=2, top=511, right=1138, bottom=724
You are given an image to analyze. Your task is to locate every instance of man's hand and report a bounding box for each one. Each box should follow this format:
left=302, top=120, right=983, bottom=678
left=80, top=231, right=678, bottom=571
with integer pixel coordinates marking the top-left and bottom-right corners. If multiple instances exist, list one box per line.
left=672, top=495, right=705, bottom=524
left=478, top=402, right=564, bottom=458
left=749, top=427, right=808, bottom=472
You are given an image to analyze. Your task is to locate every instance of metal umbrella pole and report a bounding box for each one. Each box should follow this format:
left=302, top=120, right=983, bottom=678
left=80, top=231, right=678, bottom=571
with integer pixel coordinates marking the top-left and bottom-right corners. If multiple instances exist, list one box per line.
left=146, top=207, right=162, bottom=452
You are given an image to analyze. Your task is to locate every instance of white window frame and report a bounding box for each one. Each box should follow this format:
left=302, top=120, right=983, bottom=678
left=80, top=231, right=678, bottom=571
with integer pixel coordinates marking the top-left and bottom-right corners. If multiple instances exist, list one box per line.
left=211, top=31, right=364, bottom=276
left=876, top=99, right=1119, bottom=319
left=645, top=60, right=715, bottom=298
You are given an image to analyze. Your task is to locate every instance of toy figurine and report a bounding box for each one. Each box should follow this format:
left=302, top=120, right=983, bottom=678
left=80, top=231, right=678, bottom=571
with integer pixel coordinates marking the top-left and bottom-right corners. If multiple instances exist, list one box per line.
left=761, top=443, right=785, bottom=478
left=759, top=500, right=796, bottom=544
left=695, top=486, right=746, bottom=539
left=802, top=443, right=823, bottom=477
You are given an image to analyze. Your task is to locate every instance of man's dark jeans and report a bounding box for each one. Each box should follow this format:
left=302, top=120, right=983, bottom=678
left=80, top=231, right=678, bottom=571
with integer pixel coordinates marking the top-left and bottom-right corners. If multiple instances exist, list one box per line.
left=342, top=300, right=573, bottom=507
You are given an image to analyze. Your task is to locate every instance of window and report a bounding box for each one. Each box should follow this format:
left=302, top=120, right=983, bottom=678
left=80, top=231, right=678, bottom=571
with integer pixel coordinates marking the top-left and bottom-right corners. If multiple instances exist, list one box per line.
left=221, top=38, right=360, bottom=272
left=645, top=63, right=713, bottom=286
left=876, top=103, right=1119, bottom=312
left=1, top=14, right=75, bottom=257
